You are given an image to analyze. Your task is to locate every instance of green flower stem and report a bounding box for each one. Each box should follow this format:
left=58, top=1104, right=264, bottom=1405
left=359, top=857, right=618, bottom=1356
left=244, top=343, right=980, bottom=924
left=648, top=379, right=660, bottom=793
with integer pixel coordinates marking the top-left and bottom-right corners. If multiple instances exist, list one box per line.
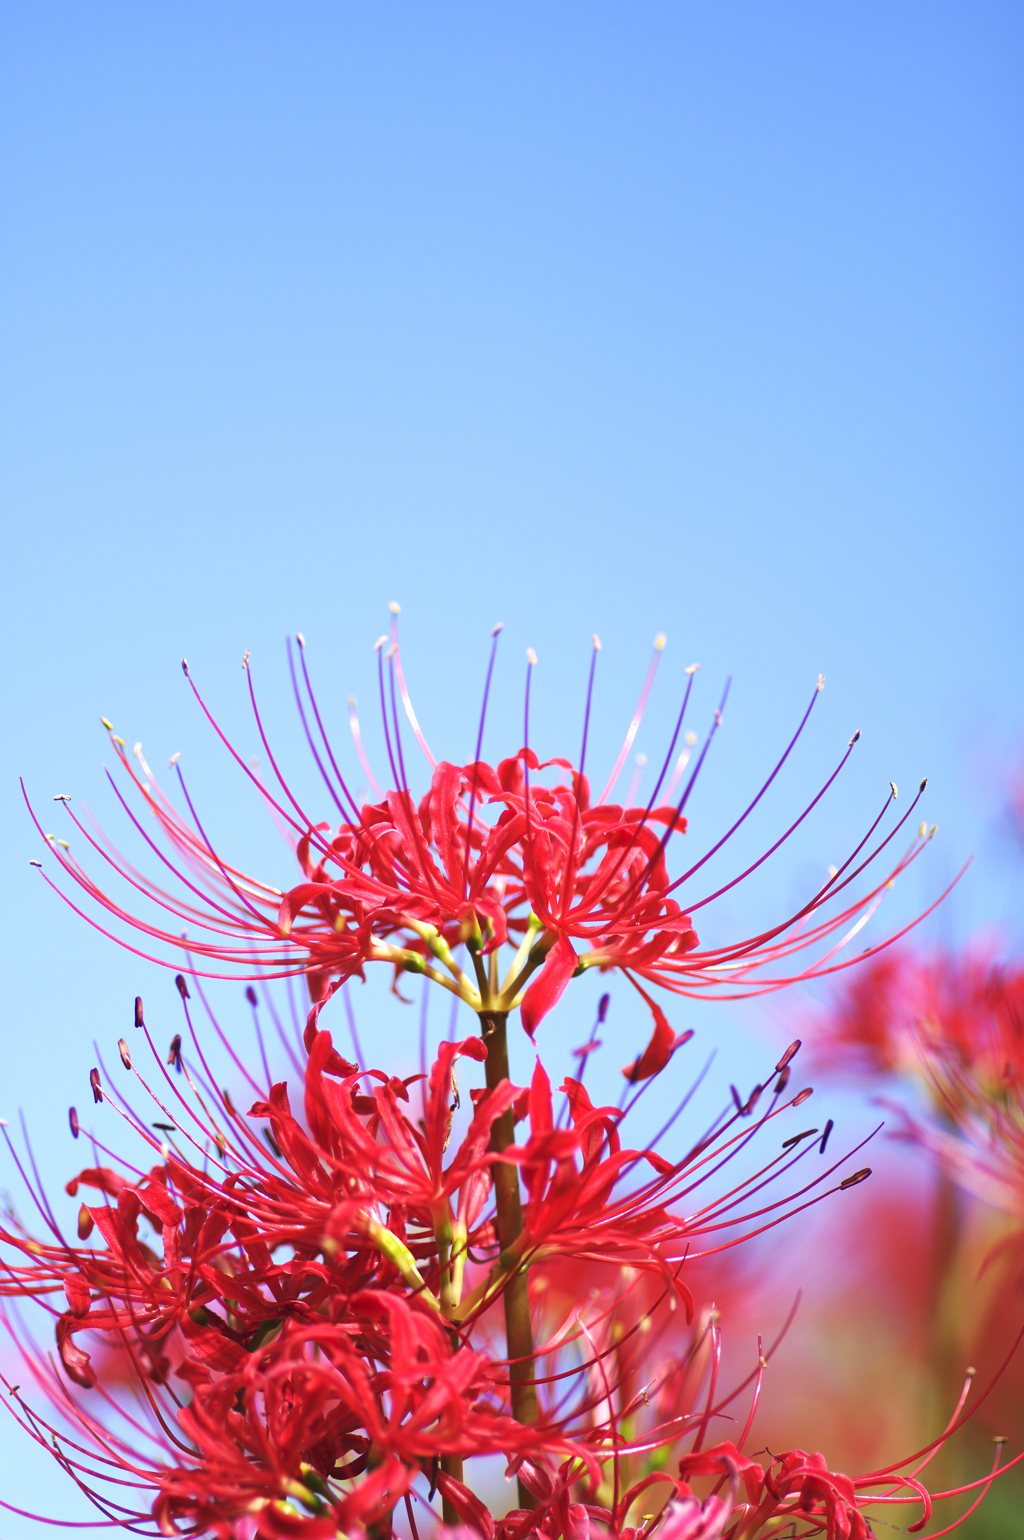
left=479, top=1008, right=539, bottom=1512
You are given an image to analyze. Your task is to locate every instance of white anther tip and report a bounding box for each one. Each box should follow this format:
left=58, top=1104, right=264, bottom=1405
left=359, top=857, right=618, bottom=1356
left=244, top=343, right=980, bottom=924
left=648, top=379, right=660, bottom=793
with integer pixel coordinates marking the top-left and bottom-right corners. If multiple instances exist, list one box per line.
left=168, top=752, right=181, bottom=767
left=388, top=601, right=401, bottom=614
left=592, top=633, right=602, bottom=651
left=296, top=632, right=305, bottom=648
left=654, top=633, right=667, bottom=651
left=491, top=621, right=504, bottom=636
left=373, top=636, right=387, bottom=652
left=526, top=648, right=538, bottom=666
left=685, top=663, right=699, bottom=675
left=53, top=794, right=71, bottom=801
left=817, top=674, right=825, bottom=691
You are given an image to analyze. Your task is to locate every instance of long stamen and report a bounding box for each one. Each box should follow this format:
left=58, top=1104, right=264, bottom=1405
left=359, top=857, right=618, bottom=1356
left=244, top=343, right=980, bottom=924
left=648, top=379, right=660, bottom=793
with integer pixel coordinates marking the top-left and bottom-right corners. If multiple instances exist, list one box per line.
left=389, top=603, right=437, bottom=768
left=598, top=633, right=667, bottom=804
left=289, top=635, right=361, bottom=822
left=347, top=696, right=382, bottom=799
left=462, top=624, right=503, bottom=897
left=375, top=638, right=403, bottom=791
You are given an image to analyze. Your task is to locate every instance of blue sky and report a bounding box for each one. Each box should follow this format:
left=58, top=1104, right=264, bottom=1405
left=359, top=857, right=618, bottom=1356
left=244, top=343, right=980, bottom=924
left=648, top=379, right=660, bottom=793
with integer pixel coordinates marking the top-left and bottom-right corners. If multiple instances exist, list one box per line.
left=1, top=3, right=1022, bottom=1525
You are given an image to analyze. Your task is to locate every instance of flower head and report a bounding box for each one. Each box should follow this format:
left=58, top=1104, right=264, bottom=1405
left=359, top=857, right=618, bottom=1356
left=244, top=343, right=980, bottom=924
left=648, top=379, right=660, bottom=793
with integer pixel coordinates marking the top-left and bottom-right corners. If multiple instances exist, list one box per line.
left=29, top=624, right=947, bottom=1074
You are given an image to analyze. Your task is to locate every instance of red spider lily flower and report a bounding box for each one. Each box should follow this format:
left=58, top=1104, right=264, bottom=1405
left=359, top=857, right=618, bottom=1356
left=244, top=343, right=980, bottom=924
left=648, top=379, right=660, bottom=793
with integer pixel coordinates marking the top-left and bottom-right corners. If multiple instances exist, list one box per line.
left=820, top=949, right=1024, bottom=1219
left=28, top=624, right=951, bottom=1080
left=0, top=981, right=913, bottom=1537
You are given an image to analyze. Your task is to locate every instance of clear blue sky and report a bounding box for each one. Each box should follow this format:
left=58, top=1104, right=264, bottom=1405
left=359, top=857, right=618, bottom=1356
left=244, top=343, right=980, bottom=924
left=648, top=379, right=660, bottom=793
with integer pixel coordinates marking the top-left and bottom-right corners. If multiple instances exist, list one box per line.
left=1, top=3, right=1022, bottom=1525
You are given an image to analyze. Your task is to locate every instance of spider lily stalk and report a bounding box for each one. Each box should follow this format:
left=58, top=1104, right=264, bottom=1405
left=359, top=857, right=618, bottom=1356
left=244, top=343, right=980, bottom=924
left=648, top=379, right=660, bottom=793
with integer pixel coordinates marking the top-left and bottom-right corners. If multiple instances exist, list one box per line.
left=25, top=621, right=952, bottom=1480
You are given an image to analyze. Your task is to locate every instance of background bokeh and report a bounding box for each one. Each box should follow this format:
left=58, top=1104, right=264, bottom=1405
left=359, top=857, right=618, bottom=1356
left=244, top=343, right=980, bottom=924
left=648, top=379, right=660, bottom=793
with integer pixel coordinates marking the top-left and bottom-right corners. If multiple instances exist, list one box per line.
left=1, top=3, right=1022, bottom=1532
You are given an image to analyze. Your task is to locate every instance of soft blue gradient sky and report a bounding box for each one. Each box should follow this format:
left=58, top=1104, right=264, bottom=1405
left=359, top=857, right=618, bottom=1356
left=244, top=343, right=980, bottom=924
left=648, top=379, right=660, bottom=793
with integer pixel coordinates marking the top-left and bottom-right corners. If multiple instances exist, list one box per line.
left=1, top=3, right=1022, bottom=1526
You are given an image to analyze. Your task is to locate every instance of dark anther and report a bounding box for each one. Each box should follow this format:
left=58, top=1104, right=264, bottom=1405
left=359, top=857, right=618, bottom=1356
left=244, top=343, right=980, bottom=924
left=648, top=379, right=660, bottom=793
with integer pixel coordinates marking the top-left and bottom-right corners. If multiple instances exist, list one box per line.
left=730, top=1084, right=743, bottom=1113
left=775, top=1065, right=791, bottom=1093
left=153, top=1122, right=175, bottom=1132
left=118, top=1039, right=132, bottom=1070
left=598, top=993, right=610, bottom=1023
left=89, top=1069, right=103, bottom=1104
left=919, top=777, right=928, bottom=792
left=174, top=974, right=190, bottom=1000
left=792, top=1087, right=813, bottom=1106
left=246, top=986, right=258, bottom=1007
left=781, top=1129, right=817, bottom=1148
left=819, top=1119, right=834, bottom=1153
left=68, top=1106, right=79, bottom=1139
left=839, top=1167, right=871, bottom=1189
left=775, top=1040, right=801, bottom=1073
left=428, top=1454, right=440, bottom=1501
left=263, top=1128, right=282, bottom=1159
left=134, top=995, right=145, bottom=1028
left=223, top=1088, right=237, bottom=1115
left=181, top=658, right=190, bottom=675
left=741, top=1084, right=762, bottom=1116
left=167, top=1034, right=183, bottom=1072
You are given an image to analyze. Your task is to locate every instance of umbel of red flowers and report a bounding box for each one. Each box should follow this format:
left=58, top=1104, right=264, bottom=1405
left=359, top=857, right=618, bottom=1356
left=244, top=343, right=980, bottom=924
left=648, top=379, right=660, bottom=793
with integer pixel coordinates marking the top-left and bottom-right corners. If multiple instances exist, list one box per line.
left=11, top=619, right=987, bottom=1538
left=2, top=981, right=1012, bottom=1538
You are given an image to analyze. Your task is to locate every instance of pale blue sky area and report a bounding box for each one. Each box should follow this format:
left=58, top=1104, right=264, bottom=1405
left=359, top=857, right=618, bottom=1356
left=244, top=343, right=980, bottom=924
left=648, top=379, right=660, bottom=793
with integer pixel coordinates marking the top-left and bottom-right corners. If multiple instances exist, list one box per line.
left=1, top=3, right=1022, bottom=1526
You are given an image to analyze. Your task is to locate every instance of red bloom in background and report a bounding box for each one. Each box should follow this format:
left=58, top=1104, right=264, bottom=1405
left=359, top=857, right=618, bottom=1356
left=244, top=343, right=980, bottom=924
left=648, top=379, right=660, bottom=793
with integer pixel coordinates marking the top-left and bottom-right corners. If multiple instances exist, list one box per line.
left=821, top=949, right=1024, bottom=1216
left=28, top=623, right=950, bottom=1076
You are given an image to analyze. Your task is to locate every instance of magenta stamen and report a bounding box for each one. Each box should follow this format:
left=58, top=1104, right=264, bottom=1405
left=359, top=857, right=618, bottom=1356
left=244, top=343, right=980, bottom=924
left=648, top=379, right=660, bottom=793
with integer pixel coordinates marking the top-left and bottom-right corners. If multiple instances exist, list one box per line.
left=463, top=625, right=503, bottom=896
left=287, top=636, right=361, bottom=822
left=243, top=662, right=336, bottom=864
left=376, top=642, right=403, bottom=792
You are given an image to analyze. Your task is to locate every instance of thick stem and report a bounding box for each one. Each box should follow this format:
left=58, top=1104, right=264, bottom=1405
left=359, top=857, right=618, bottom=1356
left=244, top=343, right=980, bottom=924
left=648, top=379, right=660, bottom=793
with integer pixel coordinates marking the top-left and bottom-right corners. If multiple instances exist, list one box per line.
left=479, top=1009, right=539, bottom=1510
left=440, top=1454, right=463, bottom=1525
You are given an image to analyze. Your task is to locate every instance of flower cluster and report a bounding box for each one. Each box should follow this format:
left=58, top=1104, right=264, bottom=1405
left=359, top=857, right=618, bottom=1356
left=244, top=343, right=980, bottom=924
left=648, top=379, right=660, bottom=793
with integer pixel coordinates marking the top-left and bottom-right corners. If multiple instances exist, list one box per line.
left=822, top=950, right=1024, bottom=1220
left=1, top=976, right=1013, bottom=1537
left=28, top=626, right=945, bottom=1077
left=6, top=627, right=1013, bottom=1539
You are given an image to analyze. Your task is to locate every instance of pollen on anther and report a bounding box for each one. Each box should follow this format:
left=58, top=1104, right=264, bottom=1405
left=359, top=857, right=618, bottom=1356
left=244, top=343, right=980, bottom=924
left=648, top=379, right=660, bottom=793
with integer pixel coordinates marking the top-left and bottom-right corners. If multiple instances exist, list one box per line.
left=373, top=636, right=387, bottom=652
left=389, top=601, right=401, bottom=614
left=52, top=794, right=71, bottom=802
left=492, top=622, right=505, bottom=636
left=685, top=664, right=699, bottom=675
left=242, top=650, right=250, bottom=670
left=919, top=822, right=927, bottom=837
left=817, top=674, right=825, bottom=691
left=592, top=634, right=602, bottom=650
left=654, top=633, right=667, bottom=651
left=296, top=632, right=306, bottom=649
left=168, top=752, right=181, bottom=766
left=890, top=782, right=898, bottom=799
left=527, top=648, right=538, bottom=666
left=101, top=717, right=114, bottom=730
